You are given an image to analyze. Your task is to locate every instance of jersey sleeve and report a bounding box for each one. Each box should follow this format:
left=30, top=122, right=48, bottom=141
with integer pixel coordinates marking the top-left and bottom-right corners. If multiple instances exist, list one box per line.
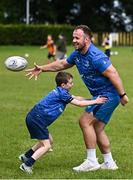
left=93, top=57, right=112, bottom=73
left=66, top=51, right=76, bottom=65
left=60, top=90, right=73, bottom=104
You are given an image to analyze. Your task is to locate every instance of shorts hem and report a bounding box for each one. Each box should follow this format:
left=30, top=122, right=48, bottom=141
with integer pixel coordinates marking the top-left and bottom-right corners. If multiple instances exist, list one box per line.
left=85, top=109, right=109, bottom=124
left=30, top=136, right=49, bottom=140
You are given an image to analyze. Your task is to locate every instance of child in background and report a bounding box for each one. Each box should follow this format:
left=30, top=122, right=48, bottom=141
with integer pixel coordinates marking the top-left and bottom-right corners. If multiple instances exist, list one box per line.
left=56, top=33, right=67, bottom=60
left=102, top=36, right=111, bottom=57
left=40, top=35, right=56, bottom=62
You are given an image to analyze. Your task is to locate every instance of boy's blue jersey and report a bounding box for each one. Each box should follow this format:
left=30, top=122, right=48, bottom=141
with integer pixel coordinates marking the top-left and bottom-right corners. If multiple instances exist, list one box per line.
left=67, top=43, right=118, bottom=96
left=32, top=86, right=73, bottom=126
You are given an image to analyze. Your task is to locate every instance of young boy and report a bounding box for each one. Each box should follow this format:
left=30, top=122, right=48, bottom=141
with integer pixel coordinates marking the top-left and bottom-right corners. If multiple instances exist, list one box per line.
left=19, top=71, right=107, bottom=174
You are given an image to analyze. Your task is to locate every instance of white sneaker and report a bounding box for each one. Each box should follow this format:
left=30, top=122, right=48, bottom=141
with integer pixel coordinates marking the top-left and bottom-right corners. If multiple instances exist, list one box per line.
left=101, top=161, right=118, bottom=170
left=20, top=163, right=33, bottom=174
left=73, top=159, right=101, bottom=172
left=19, top=154, right=29, bottom=163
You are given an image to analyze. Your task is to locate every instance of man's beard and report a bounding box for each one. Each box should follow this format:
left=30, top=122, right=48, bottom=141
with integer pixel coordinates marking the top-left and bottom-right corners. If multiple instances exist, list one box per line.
left=73, top=43, right=86, bottom=52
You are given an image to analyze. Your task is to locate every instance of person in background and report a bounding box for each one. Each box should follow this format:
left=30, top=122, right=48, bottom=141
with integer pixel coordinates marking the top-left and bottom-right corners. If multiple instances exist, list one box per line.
left=26, top=25, right=128, bottom=172
left=19, top=71, right=107, bottom=174
left=102, top=35, right=111, bottom=57
left=91, top=35, right=95, bottom=44
left=56, top=33, right=67, bottom=60
left=40, top=35, right=56, bottom=62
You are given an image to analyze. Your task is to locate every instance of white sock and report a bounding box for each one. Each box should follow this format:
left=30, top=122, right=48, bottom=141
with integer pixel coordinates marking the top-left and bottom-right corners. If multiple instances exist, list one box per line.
left=103, top=152, right=114, bottom=163
left=87, top=149, right=97, bottom=162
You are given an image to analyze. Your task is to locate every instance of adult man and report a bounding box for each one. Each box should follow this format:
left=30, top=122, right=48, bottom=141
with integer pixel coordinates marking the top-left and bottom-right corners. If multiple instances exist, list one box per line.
left=26, top=25, right=128, bottom=172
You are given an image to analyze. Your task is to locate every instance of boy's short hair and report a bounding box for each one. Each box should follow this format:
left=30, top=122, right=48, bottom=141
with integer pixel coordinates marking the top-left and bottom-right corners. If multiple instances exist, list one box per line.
left=55, top=71, right=73, bottom=86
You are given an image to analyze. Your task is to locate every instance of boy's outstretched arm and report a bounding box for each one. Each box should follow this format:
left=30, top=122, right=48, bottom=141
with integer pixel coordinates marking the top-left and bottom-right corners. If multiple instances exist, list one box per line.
left=70, top=96, right=107, bottom=107
left=72, top=95, right=92, bottom=101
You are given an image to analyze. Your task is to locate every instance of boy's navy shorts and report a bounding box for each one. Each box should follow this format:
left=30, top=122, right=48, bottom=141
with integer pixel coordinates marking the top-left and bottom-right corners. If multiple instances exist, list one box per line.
left=25, top=111, right=49, bottom=140
left=85, top=92, right=120, bottom=124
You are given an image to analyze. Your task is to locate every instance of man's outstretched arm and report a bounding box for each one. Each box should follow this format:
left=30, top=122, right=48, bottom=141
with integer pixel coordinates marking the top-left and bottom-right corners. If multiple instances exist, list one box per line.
left=26, top=59, right=73, bottom=80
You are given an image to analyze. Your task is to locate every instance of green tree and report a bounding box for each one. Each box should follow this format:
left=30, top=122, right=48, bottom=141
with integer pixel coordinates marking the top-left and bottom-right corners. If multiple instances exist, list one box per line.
left=0, top=0, right=25, bottom=24
left=0, top=0, right=132, bottom=31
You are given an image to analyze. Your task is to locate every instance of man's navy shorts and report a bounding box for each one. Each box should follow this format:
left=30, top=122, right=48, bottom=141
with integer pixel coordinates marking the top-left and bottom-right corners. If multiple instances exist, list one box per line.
left=85, top=92, right=120, bottom=124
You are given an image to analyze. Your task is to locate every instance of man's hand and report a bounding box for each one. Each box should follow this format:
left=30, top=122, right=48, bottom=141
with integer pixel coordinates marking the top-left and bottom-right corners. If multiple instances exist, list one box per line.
left=25, top=63, right=42, bottom=80
left=120, top=95, right=129, bottom=106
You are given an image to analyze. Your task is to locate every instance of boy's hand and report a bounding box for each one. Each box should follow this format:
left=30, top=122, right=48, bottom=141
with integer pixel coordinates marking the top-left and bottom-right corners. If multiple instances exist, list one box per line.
left=25, top=63, right=42, bottom=80
left=95, top=96, right=108, bottom=104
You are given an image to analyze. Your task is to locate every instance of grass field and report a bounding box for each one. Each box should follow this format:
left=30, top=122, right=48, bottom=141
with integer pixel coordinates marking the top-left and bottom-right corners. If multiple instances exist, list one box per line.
left=0, top=45, right=133, bottom=179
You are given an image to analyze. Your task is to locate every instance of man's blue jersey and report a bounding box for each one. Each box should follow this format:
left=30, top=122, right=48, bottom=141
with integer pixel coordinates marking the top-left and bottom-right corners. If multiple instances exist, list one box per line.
left=67, top=43, right=118, bottom=96
left=31, top=86, right=73, bottom=126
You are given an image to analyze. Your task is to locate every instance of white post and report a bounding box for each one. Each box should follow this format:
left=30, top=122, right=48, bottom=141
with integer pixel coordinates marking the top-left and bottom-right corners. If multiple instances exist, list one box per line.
left=26, top=0, right=30, bottom=25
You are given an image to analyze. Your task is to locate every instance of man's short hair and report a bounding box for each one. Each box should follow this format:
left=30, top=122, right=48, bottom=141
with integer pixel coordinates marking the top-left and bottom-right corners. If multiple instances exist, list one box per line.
left=55, top=71, right=73, bottom=86
left=74, top=25, right=92, bottom=39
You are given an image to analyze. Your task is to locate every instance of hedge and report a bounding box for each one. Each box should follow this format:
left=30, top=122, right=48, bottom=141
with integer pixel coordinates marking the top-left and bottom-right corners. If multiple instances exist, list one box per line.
left=0, top=24, right=74, bottom=45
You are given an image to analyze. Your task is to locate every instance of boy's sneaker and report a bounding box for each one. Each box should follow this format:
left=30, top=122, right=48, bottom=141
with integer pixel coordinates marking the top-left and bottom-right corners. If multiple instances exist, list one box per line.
left=19, top=154, right=29, bottom=163
left=48, top=148, right=53, bottom=152
left=101, top=161, right=118, bottom=170
left=73, top=159, right=101, bottom=172
left=20, top=163, right=33, bottom=174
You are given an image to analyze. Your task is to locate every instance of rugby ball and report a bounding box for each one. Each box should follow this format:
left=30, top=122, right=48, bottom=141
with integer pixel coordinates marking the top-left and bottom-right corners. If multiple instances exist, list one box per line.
left=5, top=56, right=28, bottom=71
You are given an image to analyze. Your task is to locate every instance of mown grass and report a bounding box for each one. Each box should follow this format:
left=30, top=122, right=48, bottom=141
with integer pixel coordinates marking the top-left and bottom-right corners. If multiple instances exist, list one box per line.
left=0, top=45, right=133, bottom=179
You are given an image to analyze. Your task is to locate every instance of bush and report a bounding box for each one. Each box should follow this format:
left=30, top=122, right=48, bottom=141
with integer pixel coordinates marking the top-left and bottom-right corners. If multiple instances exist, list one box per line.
left=0, top=24, right=74, bottom=45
